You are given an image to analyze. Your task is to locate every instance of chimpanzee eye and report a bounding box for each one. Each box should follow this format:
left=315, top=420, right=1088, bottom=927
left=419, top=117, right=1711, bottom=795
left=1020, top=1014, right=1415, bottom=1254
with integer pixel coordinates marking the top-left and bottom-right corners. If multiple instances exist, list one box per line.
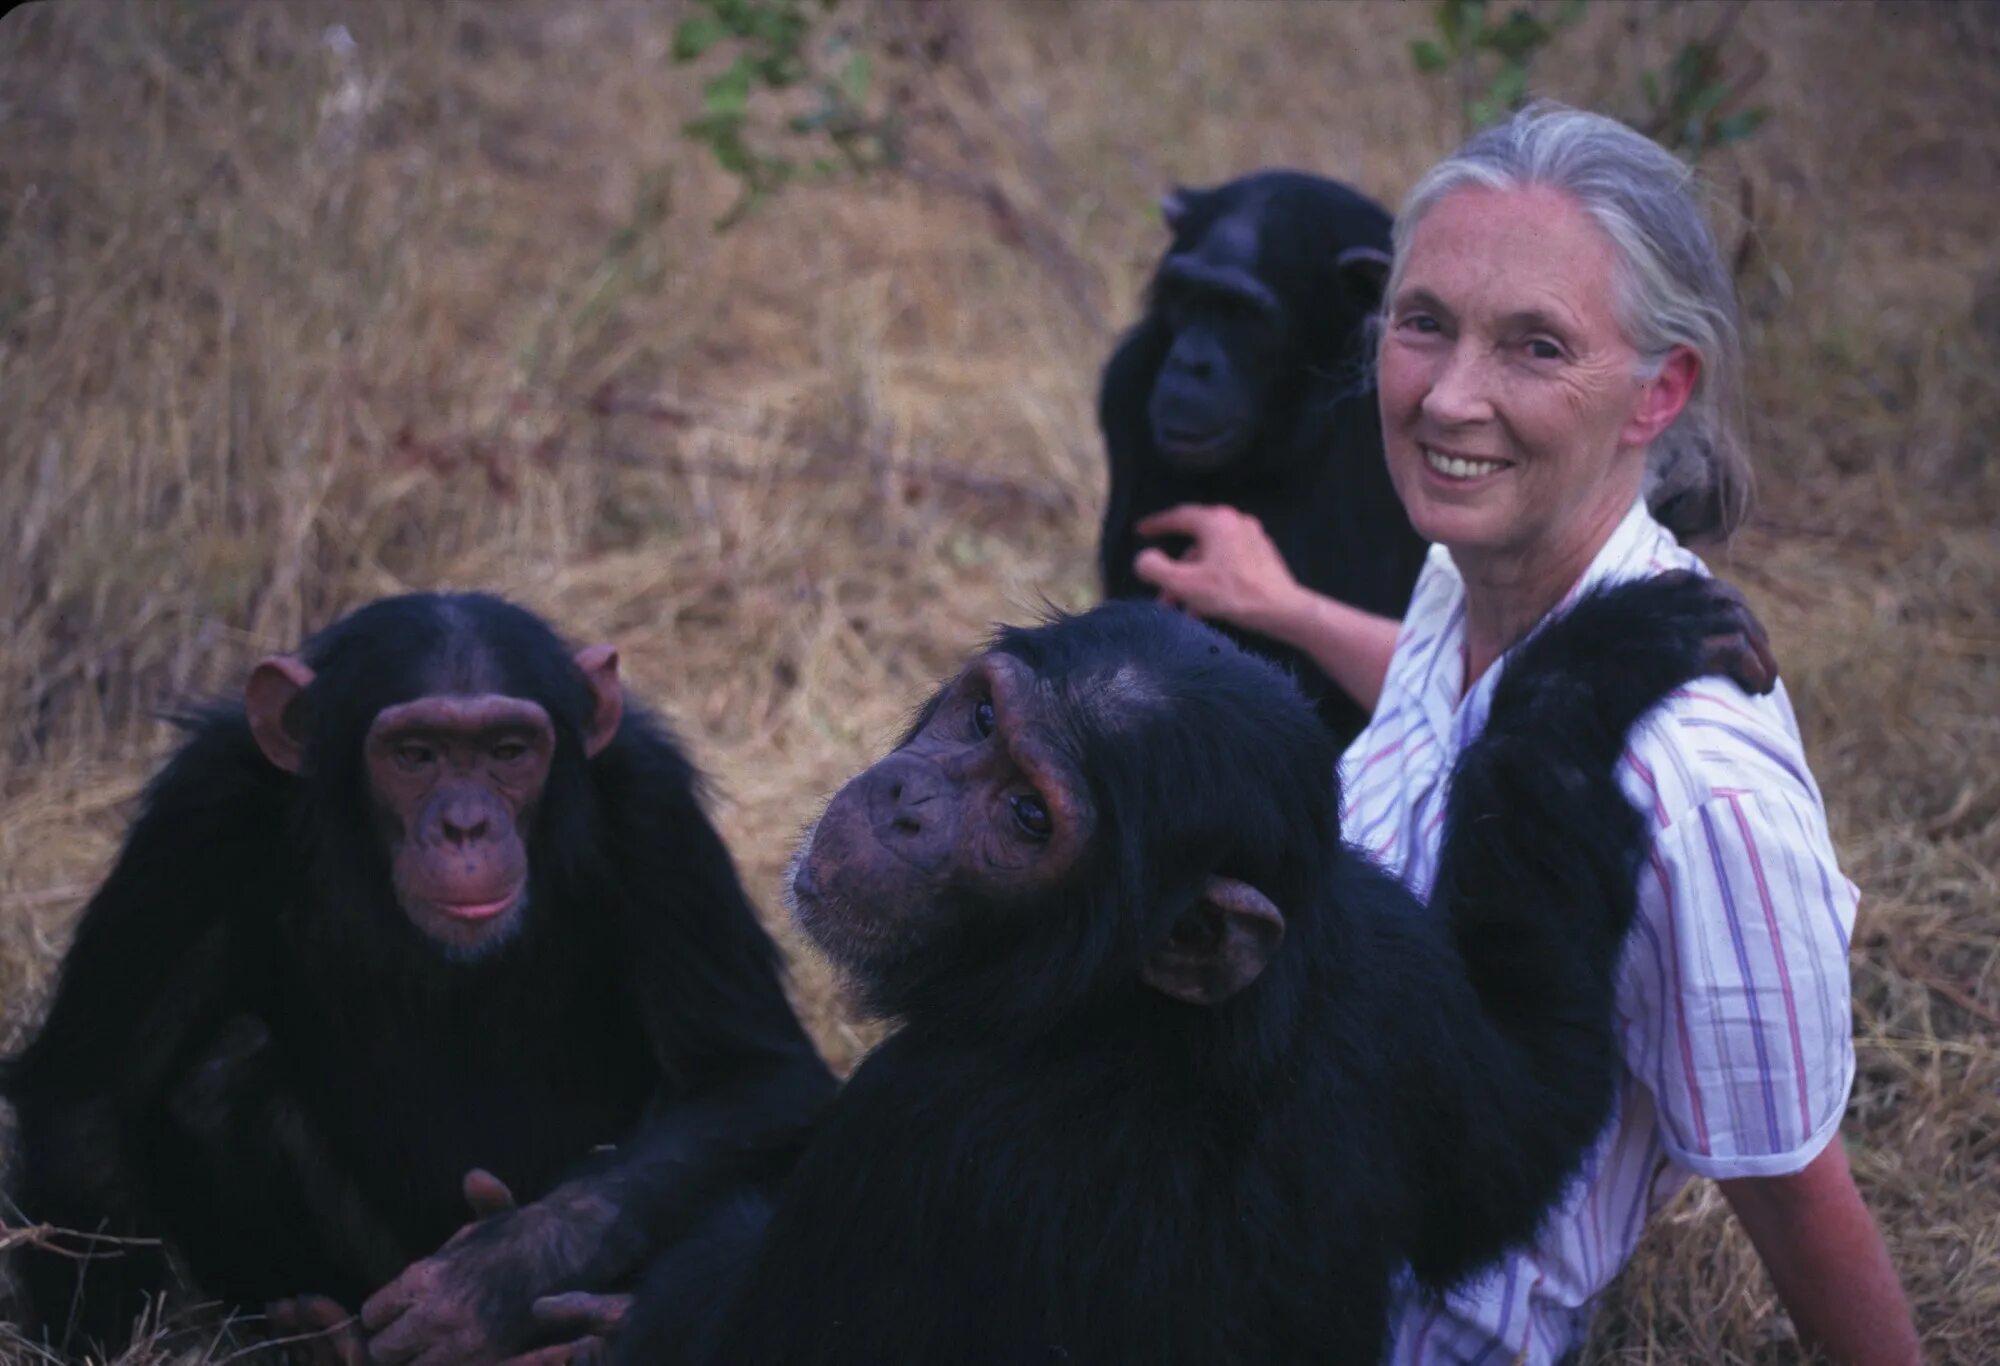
left=972, top=698, right=996, bottom=739
left=1010, top=794, right=1052, bottom=842
left=394, top=742, right=437, bottom=771
left=491, top=739, right=530, bottom=763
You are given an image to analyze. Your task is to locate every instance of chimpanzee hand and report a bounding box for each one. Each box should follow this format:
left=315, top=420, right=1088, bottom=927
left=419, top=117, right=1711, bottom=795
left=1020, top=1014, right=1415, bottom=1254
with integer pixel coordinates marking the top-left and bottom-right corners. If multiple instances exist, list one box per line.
left=362, top=1170, right=615, bottom=1365
left=1678, top=574, right=1778, bottom=696
left=267, top=1294, right=367, bottom=1366
left=1490, top=570, right=1780, bottom=769
left=494, top=1293, right=632, bottom=1366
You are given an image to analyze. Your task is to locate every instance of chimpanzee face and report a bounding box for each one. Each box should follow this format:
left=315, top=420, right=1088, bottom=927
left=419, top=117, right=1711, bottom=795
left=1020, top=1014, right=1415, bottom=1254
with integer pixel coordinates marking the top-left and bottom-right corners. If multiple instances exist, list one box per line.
left=788, top=651, right=1098, bottom=979
left=790, top=609, right=1295, bottom=1015
left=361, top=694, right=555, bottom=954
left=243, top=642, right=624, bottom=960
left=1146, top=259, right=1289, bottom=473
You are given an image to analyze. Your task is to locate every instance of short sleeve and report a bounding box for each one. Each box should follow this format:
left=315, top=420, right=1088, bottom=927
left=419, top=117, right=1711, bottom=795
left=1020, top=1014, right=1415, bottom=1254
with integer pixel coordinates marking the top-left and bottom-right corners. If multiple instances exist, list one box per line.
left=1616, top=788, right=1858, bottom=1179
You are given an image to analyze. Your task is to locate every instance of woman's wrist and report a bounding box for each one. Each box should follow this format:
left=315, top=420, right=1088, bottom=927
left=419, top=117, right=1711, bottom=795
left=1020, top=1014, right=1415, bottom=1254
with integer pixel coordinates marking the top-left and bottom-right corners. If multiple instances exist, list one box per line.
left=1249, top=586, right=1401, bottom=715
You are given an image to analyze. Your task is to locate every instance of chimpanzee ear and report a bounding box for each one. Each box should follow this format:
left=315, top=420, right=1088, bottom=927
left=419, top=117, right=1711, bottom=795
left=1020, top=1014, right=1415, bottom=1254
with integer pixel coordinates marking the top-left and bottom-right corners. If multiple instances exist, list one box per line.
left=1335, top=243, right=1393, bottom=306
left=1140, top=876, right=1286, bottom=1006
left=245, top=655, right=316, bottom=775
left=575, top=645, right=624, bottom=758
left=1159, top=185, right=1198, bottom=232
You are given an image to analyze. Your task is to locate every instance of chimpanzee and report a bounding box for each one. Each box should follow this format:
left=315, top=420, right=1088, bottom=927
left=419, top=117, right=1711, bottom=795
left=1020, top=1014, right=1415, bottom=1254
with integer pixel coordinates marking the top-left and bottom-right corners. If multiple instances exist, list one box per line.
left=603, top=576, right=1777, bottom=1364
left=1, top=594, right=833, bottom=1361
left=1098, top=170, right=1430, bottom=745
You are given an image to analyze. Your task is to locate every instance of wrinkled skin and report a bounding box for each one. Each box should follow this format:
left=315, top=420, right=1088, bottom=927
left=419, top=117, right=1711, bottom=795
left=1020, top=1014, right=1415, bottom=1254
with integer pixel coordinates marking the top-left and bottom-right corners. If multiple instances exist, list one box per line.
left=359, top=1171, right=624, bottom=1365
left=792, top=652, right=1097, bottom=982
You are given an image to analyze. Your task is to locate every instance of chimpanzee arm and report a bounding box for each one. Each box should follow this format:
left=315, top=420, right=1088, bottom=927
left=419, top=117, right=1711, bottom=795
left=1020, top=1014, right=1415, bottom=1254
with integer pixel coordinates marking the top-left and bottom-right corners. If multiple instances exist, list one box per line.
left=1, top=714, right=284, bottom=1345
left=1098, top=320, right=1172, bottom=599
left=158, top=1014, right=409, bottom=1303
left=1399, top=574, right=1777, bottom=1288
left=577, top=723, right=835, bottom=1271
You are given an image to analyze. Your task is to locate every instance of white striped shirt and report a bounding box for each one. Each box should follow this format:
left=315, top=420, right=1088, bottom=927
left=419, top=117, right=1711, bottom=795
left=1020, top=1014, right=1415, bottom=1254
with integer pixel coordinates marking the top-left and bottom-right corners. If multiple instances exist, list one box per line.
left=1344, top=499, right=1859, bottom=1364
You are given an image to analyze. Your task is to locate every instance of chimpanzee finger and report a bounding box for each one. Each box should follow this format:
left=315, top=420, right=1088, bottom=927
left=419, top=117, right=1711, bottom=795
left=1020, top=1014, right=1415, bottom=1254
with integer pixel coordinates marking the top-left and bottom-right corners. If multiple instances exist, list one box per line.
left=363, top=1306, right=434, bottom=1364
left=358, top=1283, right=410, bottom=1334
left=462, top=1167, right=518, bottom=1217
left=530, top=1292, right=631, bottom=1337
left=499, top=1341, right=611, bottom=1366
left=296, top=1296, right=367, bottom=1366
left=405, top=1329, right=490, bottom=1366
left=1698, top=580, right=1779, bottom=695
left=268, top=1299, right=305, bottom=1337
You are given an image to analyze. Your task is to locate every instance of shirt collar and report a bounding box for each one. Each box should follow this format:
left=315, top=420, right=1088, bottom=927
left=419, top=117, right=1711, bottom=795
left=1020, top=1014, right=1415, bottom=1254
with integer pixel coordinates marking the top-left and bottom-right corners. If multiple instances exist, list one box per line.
left=1420, top=498, right=1680, bottom=749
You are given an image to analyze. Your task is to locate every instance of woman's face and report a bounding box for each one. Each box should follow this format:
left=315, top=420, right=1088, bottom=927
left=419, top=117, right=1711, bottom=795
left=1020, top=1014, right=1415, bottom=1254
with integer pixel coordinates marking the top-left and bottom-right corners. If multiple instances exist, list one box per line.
left=1378, top=185, right=1680, bottom=566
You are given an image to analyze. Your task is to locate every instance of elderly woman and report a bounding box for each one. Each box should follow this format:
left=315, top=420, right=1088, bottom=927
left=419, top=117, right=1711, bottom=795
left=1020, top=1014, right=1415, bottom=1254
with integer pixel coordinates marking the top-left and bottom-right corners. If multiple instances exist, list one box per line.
left=1134, top=105, right=1917, bottom=1364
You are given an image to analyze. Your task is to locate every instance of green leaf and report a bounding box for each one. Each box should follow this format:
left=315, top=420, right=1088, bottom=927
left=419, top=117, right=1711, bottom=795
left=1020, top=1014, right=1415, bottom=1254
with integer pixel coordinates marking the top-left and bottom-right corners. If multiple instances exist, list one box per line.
left=1489, top=63, right=1529, bottom=107
left=1411, top=38, right=1450, bottom=73
left=1554, top=0, right=1588, bottom=27
left=703, top=55, right=754, bottom=117
left=672, top=16, right=727, bottom=62
left=840, top=51, right=871, bottom=105
left=1436, top=0, right=1484, bottom=46
left=1640, top=69, right=1661, bottom=109
left=1687, top=80, right=1730, bottom=121
left=1712, top=107, right=1770, bottom=146
left=1482, top=10, right=1547, bottom=61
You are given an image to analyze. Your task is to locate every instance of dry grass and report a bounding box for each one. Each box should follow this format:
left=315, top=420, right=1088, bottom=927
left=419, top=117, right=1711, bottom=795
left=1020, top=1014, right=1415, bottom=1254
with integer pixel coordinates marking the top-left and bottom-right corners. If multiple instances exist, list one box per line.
left=1, top=1, right=1995, bottom=1360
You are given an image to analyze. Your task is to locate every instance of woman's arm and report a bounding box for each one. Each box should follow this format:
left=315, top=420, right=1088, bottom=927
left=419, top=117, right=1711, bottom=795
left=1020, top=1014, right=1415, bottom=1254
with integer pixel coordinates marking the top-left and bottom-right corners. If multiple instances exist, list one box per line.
left=1719, top=1139, right=1920, bottom=1365
left=1131, top=504, right=1404, bottom=713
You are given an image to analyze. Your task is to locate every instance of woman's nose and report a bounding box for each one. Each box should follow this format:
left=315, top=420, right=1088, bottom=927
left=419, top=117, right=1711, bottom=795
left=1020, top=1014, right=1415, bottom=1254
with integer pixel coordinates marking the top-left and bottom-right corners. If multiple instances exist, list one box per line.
left=1420, top=342, right=1497, bottom=428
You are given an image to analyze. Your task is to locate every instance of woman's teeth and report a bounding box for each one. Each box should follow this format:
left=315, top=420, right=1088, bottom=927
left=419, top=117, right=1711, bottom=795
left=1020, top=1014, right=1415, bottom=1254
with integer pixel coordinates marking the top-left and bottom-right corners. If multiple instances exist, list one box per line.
left=1423, top=446, right=1507, bottom=480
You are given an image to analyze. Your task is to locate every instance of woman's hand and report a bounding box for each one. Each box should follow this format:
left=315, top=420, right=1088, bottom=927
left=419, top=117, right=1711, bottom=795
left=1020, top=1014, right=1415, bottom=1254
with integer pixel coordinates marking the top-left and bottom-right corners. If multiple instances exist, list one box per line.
left=1132, top=504, right=1303, bottom=635
left=1132, top=502, right=1406, bottom=715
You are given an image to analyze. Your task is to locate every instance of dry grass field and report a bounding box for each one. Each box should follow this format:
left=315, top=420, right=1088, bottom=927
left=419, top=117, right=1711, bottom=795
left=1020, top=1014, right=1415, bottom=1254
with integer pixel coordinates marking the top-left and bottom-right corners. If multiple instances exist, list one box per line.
left=1, top=1, right=1995, bottom=1361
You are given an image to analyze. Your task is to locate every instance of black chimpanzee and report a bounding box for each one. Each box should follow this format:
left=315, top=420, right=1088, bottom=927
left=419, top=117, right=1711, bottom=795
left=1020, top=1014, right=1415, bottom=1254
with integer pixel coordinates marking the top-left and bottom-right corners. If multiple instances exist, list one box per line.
left=1098, top=170, right=1430, bottom=745
left=604, top=576, right=1777, bottom=1364
left=1, top=594, right=833, bottom=1361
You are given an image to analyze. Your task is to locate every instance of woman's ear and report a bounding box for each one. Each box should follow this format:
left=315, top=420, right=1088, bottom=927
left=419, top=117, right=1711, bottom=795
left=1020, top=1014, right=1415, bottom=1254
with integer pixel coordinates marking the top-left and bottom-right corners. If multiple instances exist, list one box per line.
left=1624, top=346, right=1700, bottom=449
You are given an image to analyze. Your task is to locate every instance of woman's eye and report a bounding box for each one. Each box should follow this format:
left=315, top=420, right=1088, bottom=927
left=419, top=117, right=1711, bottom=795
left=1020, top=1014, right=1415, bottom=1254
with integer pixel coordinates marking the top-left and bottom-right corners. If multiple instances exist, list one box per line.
left=973, top=698, right=996, bottom=739
left=1010, top=794, right=1053, bottom=842
left=395, top=742, right=437, bottom=771
left=1399, top=313, right=1441, bottom=335
left=1525, top=338, right=1564, bottom=361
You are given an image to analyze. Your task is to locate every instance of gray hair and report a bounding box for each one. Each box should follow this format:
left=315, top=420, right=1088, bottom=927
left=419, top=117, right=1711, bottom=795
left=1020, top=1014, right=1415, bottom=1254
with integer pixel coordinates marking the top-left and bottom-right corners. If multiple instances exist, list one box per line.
left=1387, top=102, right=1753, bottom=543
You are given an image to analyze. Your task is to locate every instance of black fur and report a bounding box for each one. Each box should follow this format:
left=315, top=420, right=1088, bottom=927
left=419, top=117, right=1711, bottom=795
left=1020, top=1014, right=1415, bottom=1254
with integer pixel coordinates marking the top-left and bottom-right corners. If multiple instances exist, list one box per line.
left=1098, top=171, right=1429, bottom=745
left=2, top=593, right=833, bottom=1352
left=621, top=577, right=1752, bottom=1363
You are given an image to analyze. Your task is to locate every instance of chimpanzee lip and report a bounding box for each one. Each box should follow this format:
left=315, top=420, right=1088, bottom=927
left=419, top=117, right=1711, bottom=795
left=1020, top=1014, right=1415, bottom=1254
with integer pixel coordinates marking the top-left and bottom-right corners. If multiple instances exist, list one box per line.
left=1157, top=423, right=1237, bottom=454
left=434, top=892, right=519, bottom=922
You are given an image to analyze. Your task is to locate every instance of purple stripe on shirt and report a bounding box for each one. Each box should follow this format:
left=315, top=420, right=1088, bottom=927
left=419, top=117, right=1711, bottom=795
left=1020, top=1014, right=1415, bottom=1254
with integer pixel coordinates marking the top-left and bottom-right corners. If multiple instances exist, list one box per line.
left=1699, top=802, right=1785, bottom=1151
left=1647, top=845, right=1711, bottom=1152
left=1678, top=717, right=1813, bottom=789
left=1784, top=799, right=1854, bottom=954
left=1728, top=793, right=1815, bottom=1137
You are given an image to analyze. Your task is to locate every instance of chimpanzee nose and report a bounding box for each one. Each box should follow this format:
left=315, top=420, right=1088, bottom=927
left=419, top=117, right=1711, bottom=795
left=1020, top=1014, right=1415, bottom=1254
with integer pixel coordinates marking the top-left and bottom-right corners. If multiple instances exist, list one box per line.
left=868, top=754, right=946, bottom=841
left=439, top=803, right=492, bottom=846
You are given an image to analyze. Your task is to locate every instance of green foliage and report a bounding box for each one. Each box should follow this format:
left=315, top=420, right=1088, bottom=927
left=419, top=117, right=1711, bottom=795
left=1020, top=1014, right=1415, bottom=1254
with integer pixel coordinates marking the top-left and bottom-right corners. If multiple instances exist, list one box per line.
left=1408, top=0, right=1771, bottom=163
left=671, top=0, right=897, bottom=228
left=1409, top=0, right=1586, bottom=133
left=1633, top=16, right=1771, bottom=161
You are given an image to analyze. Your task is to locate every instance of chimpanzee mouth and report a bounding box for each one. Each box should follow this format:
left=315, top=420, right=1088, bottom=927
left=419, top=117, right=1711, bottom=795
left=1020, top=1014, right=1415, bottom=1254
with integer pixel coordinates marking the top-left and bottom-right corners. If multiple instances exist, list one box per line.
left=1156, top=424, right=1244, bottom=469
left=434, top=890, right=522, bottom=922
